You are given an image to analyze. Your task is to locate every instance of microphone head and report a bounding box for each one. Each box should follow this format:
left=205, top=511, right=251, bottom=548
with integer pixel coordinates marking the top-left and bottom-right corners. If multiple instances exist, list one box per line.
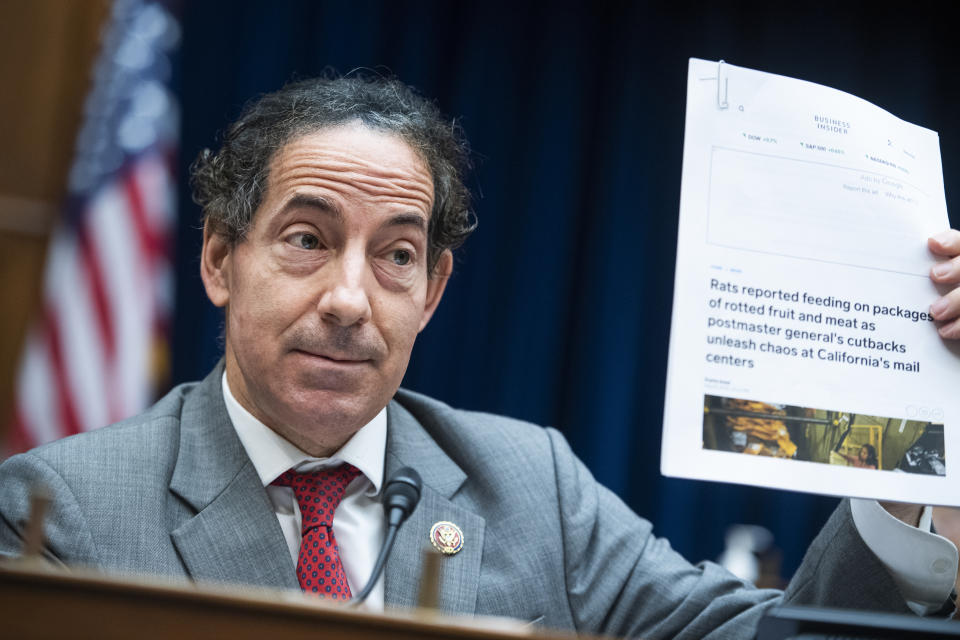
left=382, top=467, right=422, bottom=526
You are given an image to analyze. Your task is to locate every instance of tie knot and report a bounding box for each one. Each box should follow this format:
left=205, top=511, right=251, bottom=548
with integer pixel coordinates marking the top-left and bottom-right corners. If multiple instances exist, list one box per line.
left=272, top=463, right=361, bottom=530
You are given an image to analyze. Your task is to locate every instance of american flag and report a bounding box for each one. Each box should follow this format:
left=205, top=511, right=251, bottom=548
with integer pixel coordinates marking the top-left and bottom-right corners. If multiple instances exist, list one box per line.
left=7, top=0, right=179, bottom=454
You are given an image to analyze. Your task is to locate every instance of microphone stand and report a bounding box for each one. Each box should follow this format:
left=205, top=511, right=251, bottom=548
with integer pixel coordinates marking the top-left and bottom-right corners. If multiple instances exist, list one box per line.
left=350, top=467, right=421, bottom=605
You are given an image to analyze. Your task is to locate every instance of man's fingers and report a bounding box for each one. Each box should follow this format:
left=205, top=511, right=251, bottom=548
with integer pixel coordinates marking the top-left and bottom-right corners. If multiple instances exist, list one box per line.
left=931, top=254, right=960, bottom=285
left=929, top=231, right=960, bottom=340
left=931, top=287, right=960, bottom=338
left=931, top=286, right=960, bottom=321
left=936, top=315, right=960, bottom=340
left=928, top=229, right=960, bottom=258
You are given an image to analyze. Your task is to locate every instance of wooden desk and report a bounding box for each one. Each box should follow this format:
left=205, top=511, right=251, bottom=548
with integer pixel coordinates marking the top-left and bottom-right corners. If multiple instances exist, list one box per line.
left=0, top=563, right=588, bottom=640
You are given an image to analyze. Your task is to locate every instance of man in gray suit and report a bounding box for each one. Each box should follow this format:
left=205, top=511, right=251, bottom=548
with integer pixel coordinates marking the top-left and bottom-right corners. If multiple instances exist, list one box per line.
left=2, top=76, right=959, bottom=638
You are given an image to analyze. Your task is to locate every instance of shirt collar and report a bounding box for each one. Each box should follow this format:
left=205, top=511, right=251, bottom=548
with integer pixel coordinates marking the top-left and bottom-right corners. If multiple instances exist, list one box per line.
left=221, top=373, right=386, bottom=496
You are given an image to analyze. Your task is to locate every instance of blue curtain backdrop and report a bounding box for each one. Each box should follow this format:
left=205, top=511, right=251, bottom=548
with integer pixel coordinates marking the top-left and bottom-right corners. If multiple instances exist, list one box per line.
left=171, top=1, right=960, bottom=579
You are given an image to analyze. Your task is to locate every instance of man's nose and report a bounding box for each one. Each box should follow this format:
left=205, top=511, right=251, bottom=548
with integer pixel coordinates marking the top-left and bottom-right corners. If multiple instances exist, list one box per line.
left=317, top=252, right=372, bottom=327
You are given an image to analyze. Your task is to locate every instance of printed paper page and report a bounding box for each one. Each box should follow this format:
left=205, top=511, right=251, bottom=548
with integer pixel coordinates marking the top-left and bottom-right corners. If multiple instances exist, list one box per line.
left=661, top=59, right=959, bottom=506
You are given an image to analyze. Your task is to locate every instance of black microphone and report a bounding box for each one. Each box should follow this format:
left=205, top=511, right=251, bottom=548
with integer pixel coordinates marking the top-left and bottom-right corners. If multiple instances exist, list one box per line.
left=351, top=467, right=422, bottom=605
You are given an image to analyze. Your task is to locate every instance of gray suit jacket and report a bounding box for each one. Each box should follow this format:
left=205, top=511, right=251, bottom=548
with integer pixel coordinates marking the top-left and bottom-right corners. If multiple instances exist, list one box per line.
left=0, top=365, right=913, bottom=638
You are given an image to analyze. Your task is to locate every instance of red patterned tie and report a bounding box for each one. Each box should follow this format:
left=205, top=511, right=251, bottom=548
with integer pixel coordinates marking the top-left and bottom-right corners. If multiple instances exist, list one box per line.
left=272, top=464, right=361, bottom=599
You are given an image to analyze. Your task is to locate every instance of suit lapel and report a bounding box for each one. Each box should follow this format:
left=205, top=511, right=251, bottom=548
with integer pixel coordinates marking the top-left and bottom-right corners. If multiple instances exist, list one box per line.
left=164, top=368, right=486, bottom=600
left=383, top=400, right=485, bottom=615
left=168, top=364, right=297, bottom=589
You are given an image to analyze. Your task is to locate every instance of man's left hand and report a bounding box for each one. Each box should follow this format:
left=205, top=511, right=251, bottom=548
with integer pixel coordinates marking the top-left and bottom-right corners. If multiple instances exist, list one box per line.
left=876, top=231, right=960, bottom=603
left=929, top=230, right=960, bottom=601
left=877, top=231, right=960, bottom=527
left=929, top=229, right=960, bottom=339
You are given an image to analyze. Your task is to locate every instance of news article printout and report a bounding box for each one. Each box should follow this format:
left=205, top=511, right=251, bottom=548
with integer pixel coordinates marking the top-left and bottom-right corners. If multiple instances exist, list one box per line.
left=661, top=59, right=959, bottom=506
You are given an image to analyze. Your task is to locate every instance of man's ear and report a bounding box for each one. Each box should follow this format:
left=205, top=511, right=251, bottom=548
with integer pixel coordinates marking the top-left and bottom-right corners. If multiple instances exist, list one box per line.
left=419, top=249, right=453, bottom=332
left=200, top=222, right=232, bottom=308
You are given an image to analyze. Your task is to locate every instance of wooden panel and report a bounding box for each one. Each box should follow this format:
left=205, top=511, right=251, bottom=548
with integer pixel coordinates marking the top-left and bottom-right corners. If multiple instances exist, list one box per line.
left=0, top=0, right=110, bottom=446
left=0, top=0, right=109, bottom=200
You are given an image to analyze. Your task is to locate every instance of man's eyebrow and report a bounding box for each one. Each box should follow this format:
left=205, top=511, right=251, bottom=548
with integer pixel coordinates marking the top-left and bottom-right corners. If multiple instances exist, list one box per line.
left=282, top=194, right=343, bottom=221
left=385, top=212, right=427, bottom=232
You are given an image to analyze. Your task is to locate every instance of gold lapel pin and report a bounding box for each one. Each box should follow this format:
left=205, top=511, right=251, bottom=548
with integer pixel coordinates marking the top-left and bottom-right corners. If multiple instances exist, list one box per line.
left=429, top=521, right=464, bottom=555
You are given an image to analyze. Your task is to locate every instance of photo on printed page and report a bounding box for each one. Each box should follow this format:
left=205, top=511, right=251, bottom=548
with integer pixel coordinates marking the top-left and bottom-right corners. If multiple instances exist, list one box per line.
left=701, top=395, right=945, bottom=476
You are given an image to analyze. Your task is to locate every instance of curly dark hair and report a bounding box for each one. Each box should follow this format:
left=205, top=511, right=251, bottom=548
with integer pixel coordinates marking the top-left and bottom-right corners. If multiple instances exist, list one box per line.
left=190, top=74, right=476, bottom=274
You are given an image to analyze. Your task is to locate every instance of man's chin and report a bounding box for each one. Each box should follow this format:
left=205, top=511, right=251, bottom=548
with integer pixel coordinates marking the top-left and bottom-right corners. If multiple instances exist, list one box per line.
left=281, top=387, right=383, bottom=430
left=264, top=395, right=379, bottom=456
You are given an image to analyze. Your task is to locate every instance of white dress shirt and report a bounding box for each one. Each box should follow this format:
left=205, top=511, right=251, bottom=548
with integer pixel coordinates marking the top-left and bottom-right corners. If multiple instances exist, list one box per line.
left=222, top=374, right=387, bottom=610
left=222, top=374, right=957, bottom=615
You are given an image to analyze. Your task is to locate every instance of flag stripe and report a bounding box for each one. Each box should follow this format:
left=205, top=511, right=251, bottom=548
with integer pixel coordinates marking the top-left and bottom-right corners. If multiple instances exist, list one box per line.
left=55, top=239, right=111, bottom=430
left=76, top=221, right=116, bottom=360
left=94, top=184, right=154, bottom=418
left=124, top=170, right=165, bottom=263
left=42, top=306, right=83, bottom=438
left=16, top=331, right=62, bottom=445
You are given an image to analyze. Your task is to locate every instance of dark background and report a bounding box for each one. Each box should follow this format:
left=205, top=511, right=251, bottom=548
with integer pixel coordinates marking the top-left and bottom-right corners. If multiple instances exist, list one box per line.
left=170, top=1, right=960, bottom=579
